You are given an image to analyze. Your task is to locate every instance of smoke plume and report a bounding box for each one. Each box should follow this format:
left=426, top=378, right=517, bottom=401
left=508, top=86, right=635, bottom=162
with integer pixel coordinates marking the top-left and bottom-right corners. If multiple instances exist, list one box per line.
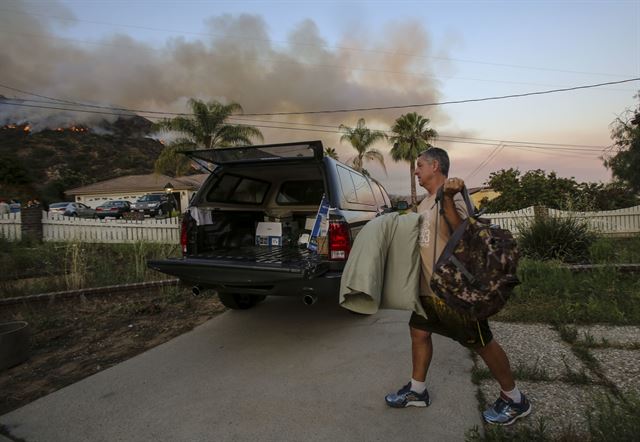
left=0, top=0, right=448, bottom=132
left=0, top=0, right=464, bottom=192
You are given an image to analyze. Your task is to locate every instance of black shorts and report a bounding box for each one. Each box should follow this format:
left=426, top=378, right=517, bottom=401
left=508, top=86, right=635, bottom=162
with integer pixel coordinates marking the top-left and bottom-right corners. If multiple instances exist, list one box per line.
left=409, top=295, right=493, bottom=348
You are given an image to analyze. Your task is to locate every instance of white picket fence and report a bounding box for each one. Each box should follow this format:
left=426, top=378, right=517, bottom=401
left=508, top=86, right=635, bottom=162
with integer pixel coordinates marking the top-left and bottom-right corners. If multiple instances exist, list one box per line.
left=548, top=205, right=640, bottom=236
left=42, top=212, right=180, bottom=243
left=485, top=205, right=640, bottom=237
left=2, top=205, right=640, bottom=244
left=0, top=212, right=21, bottom=241
left=483, top=206, right=535, bottom=236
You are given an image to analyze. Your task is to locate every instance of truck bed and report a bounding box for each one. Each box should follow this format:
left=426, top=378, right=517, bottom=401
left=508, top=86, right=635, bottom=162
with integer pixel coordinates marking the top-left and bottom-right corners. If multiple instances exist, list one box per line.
left=190, top=246, right=325, bottom=273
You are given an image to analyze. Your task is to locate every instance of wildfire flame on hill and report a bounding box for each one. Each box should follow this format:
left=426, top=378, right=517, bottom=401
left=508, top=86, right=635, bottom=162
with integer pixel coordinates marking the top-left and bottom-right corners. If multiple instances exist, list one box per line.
left=54, top=126, right=89, bottom=133
left=2, top=124, right=31, bottom=133
left=1, top=123, right=93, bottom=134
left=2, top=123, right=93, bottom=134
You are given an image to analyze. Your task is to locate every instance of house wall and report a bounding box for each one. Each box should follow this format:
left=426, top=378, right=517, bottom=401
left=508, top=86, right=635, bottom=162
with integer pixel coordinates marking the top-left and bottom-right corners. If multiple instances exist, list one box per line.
left=471, top=189, right=501, bottom=207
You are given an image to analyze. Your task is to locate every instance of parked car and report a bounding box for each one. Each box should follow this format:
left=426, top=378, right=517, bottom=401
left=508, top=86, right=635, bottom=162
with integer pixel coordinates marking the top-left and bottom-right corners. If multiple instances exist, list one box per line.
left=131, top=193, right=176, bottom=217
left=148, top=140, right=398, bottom=310
left=63, top=202, right=97, bottom=218
left=95, top=200, right=131, bottom=219
left=49, top=202, right=75, bottom=215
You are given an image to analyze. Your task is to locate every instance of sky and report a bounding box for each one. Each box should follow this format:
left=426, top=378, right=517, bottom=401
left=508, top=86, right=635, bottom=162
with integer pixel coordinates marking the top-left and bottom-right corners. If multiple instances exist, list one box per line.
left=0, top=0, right=638, bottom=194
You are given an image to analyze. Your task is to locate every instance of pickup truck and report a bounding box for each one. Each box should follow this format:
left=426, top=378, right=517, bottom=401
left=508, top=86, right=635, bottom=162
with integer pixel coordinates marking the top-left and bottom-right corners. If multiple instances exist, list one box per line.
left=147, top=140, right=396, bottom=310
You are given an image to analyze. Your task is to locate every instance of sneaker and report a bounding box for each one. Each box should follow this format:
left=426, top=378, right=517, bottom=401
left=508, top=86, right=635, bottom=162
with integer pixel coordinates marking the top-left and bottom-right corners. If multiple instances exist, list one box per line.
left=483, top=393, right=532, bottom=426
left=385, top=382, right=431, bottom=408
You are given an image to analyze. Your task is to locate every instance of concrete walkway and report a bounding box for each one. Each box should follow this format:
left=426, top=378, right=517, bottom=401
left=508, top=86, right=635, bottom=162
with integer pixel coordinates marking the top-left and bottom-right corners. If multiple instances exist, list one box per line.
left=1, top=296, right=482, bottom=442
left=476, top=322, right=640, bottom=434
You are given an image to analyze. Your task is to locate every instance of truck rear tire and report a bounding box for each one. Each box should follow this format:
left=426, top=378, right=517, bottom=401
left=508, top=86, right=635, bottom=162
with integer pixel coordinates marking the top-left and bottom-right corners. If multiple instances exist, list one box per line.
left=218, top=293, right=262, bottom=310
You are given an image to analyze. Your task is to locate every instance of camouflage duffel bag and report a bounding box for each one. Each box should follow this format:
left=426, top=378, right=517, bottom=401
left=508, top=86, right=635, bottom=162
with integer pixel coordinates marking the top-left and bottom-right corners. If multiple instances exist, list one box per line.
left=430, top=189, right=520, bottom=320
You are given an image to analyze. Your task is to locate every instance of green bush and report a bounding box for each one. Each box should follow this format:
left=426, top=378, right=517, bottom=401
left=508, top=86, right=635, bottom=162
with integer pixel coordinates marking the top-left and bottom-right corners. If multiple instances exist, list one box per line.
left=518, top=216, right=596, bottom=263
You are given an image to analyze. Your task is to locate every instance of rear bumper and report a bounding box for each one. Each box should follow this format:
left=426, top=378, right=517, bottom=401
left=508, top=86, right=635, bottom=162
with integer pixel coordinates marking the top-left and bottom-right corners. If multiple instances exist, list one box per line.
left=133, top=209, right=158, bottom=216
left=212, top=272, right=341, bottom=297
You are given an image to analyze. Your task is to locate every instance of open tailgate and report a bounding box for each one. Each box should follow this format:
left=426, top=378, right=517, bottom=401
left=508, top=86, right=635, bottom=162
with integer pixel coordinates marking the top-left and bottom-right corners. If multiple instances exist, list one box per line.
left=147, top=246, right=329, bottom=286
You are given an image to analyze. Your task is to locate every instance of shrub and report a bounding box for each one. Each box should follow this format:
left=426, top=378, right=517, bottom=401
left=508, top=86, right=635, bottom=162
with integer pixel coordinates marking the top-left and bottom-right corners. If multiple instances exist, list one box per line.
left=518, top=216, right=596, bottom=263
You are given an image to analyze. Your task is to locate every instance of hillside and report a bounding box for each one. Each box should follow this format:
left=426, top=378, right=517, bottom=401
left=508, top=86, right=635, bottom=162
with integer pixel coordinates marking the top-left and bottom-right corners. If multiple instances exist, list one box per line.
left=0, top=116, right=164, bottom=203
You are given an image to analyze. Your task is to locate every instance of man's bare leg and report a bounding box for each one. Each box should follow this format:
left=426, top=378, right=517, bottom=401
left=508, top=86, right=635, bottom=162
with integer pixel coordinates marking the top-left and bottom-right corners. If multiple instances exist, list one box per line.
left=475, top=339, right=515, bottom=391
left=384, top=327, right=433, bottom=407
left=477, top=338, right=532, bottom=424
left=410, top=327, right=433, bottom=382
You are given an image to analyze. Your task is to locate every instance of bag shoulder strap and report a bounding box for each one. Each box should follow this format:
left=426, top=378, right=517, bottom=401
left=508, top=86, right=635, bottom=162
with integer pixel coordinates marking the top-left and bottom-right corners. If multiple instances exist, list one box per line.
left=432, top=184, right=475, bottom=271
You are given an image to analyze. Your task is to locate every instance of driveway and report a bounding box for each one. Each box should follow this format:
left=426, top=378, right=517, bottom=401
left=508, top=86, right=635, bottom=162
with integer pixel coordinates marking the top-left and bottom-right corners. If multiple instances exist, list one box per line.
left=1, top=295, right=481, bottom=441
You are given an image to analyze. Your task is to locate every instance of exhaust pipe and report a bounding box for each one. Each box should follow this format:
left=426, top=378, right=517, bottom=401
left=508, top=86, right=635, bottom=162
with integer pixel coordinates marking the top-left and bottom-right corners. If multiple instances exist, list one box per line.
left=192, top=285, right=202, bottom=296
left=303, top=294, right=318, bottom=306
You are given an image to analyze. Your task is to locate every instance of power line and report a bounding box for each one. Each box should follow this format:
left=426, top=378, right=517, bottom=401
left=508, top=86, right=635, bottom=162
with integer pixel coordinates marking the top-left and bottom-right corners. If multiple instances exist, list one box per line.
left=240, top=78, right=640, bottom=115
left=0, top=7, right=633, bottom=79
left=0, top=101, right=606, bottom=155
left=0, top=97, right=620, bottom=150
left=465, top=143, right=505, bottom=181
left=0, top=88, right=609, bottom=149
left=2, top=78, right=638, bottom=119
left=0, top=100, right=610, bottom=153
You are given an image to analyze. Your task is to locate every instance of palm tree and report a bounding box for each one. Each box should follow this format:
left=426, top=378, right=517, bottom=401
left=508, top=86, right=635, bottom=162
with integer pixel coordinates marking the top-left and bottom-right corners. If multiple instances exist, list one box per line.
left=154, top=143, right=193, bottom=177
left=155, top=98, right=263, bottom=149
left=338, top=118, right=387, bottom=174
left=324, top=147, right=339, bottom=160
left=389, top=112, right=438, bottom=209
left=154, top=98, right=263, bottom=176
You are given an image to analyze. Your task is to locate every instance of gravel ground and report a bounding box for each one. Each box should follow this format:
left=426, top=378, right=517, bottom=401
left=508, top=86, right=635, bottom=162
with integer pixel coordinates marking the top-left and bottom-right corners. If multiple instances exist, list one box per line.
left=576, top=325, right=640, bottom=347
left=474, top=322, right=638, bottom=436
left=591, top=348, right=640, bottom=392
left=478, top=380, right=609, bottom=435
left=479, top=322, right=587, bottom=380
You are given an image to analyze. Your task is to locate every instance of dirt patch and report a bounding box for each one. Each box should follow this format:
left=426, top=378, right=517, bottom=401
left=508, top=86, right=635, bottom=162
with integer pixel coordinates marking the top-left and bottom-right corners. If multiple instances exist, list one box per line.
left=0, top=287, right=225, bottom=415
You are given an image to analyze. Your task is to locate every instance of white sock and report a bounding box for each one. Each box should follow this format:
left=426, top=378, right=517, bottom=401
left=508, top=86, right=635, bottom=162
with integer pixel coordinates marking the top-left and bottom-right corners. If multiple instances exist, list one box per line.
left=410, top=378, right=426, bottom=393
left=502, top=386, right=522, bottom=403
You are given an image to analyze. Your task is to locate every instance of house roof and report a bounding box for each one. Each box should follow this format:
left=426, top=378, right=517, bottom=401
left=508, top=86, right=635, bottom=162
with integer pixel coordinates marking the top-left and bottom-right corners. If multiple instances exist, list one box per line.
left=468, top=186, right=492, bottom=195
left=65, top=174, right=209, bottom=196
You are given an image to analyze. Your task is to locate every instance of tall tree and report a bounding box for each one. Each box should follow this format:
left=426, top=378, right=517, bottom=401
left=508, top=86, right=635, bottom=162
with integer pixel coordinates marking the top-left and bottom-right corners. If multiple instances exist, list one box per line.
left=604, top=97, right=640, bottom=193
left=154, top=98, right=263, bottom=176
left=389, top=112, right=438, bottom=208
left=338, top=118, right=387, bottom=174
left=479, top=168, right=638, bottom=212
left=154, top=144, right=193, bottom=177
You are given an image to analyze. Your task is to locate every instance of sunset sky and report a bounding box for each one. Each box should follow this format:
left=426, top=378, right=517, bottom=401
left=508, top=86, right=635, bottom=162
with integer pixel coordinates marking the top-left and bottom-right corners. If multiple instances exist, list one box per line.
left=1, top=0, right=638, bottom=194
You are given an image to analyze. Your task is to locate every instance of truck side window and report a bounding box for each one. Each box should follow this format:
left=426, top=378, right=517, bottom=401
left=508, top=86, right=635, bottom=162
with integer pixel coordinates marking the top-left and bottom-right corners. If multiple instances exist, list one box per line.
left=371, top=181, right=387, bottom=210
left=350, top=172, right=376, bottom=206
left=337, top=165, right=357, bottom=204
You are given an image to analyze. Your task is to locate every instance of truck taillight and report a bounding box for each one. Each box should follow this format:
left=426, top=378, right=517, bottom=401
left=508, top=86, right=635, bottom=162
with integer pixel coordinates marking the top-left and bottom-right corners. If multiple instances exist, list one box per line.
left=328, top=221, right=351, bottom=260
left=180, top=215, right=188, bottom=255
